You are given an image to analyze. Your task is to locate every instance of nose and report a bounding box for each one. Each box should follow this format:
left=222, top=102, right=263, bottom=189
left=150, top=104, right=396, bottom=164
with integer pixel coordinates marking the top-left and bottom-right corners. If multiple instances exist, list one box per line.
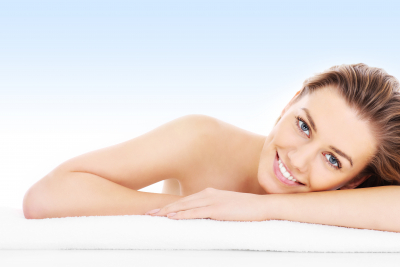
left=287, top=144, right=315, bottom=173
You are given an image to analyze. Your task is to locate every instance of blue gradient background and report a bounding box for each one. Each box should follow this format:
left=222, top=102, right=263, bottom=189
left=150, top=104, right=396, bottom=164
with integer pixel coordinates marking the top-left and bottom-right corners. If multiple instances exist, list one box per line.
left=1, top=0, right=399, bottom=208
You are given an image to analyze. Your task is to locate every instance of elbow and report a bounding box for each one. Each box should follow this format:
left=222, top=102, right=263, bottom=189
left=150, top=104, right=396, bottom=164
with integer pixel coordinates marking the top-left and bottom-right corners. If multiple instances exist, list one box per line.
left=23, top=182, right=48, bottom=219
left=23, top=188, right=37, bottom=219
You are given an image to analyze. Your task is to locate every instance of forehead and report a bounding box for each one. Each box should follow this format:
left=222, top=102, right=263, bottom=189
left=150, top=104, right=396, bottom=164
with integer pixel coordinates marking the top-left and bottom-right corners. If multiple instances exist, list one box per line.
left=292, top=87, right=377, bottom=166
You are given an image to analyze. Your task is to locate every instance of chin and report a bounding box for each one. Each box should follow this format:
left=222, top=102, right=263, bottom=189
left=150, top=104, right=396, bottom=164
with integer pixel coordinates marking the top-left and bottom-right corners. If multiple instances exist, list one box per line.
left=258, top=173, right=278, bottom=194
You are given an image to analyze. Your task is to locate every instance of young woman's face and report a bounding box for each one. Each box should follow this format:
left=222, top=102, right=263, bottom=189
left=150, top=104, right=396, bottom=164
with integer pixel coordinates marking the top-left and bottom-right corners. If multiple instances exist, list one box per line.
left=257, top=86, right=377, bottom=194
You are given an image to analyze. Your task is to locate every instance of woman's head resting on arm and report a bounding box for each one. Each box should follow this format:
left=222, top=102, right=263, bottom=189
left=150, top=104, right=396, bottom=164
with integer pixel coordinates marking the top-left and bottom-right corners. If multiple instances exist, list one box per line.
left=257, top=63, right=400, bottom=194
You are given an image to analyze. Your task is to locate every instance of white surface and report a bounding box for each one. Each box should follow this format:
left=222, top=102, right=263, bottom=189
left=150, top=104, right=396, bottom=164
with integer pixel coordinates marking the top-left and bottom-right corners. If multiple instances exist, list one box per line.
left=2, top=206, right=400, bottom=252
left=1, top=250, right=400, bottom=267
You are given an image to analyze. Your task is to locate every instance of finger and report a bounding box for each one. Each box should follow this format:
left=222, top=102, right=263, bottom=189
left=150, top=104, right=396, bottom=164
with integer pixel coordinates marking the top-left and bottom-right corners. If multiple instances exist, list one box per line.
left=145, top=195, right=206, bottom=216
left=153, top=188, right=215, bottom=215
left=167, top=206, right=213, bottom=220
left=154, top=198, right=212, bottom=216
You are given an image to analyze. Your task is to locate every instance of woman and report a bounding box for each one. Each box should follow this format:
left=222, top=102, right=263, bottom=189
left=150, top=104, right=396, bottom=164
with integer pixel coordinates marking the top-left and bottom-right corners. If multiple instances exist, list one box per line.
left=23, top=63, right=400, bottom=232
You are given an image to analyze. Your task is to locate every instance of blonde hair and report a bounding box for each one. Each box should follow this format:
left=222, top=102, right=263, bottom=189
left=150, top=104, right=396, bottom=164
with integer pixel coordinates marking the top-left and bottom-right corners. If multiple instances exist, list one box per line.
left=284, top=63, right=400, bottom=188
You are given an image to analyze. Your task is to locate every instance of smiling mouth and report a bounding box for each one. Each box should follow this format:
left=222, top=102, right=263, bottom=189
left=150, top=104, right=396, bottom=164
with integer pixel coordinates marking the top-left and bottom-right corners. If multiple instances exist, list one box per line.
left=274, top=152, right=305, bottom=186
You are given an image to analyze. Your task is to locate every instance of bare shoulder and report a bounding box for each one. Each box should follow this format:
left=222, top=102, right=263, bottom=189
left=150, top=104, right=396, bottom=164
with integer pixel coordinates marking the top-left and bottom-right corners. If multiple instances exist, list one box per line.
left=178, top=114, right=222, bottom=133
left=179, top=115, right=262, bottom=178
left=176, top=115, right=266, bottom=195
left=179, top=114, right=247, bottom=149
left=190, top=115, right=262, bottom=145
left=184, top=114, right=223, bottom=141
left=45, top=114, right=225, bottom=192
left=43, top=113, right=257, bottom=195
left=167, top=114, right=224, bottom=152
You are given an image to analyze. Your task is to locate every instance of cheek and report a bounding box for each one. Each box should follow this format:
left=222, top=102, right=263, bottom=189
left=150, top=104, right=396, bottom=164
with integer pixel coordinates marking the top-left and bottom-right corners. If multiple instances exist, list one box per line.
left=273, top=120, right=300, bottom=146
left=309, top=165, right=347, bottom=190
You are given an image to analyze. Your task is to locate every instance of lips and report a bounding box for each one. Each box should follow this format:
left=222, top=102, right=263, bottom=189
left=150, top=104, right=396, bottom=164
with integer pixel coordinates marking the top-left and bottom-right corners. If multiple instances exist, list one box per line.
left=273, top=152, right=304, bottom=186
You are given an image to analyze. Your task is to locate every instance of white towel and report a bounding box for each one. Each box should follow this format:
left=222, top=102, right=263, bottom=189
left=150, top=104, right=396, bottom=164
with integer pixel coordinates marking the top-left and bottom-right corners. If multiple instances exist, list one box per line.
left=1, top=206, right=399, bottom=252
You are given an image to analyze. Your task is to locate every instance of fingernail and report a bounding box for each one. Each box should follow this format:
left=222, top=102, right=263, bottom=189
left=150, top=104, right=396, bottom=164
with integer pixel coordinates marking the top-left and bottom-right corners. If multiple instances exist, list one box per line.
left=146, top=209, right=160, bottom=215
left=167, top=212, right=177, bottom=218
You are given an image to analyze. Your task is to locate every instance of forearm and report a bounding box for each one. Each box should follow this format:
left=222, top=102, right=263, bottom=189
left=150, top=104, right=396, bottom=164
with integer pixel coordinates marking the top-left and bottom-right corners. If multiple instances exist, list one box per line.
left=24, top=170, right=184, bottom=219
left=267, top=186, right=400, bottom=232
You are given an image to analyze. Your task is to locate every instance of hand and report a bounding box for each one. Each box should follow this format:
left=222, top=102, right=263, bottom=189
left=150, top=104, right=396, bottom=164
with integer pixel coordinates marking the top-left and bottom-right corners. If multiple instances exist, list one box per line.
left=145, top=187, right=269, bottom=222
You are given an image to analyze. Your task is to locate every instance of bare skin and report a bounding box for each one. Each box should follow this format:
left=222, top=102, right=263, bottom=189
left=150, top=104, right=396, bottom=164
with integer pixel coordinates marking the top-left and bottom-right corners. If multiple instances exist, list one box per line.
left=163, top=88, right=376, bottom=196
left=142, top=87, right=400, bottom=232
left=162, top=178, right=181, bottom=195
left=163, top=86, right=376, bottom=197
left=24, top=86, right=379, bottom=225
left=162, top=122, right=267, bottom=197
left=23, top=113, right=267, bottom=219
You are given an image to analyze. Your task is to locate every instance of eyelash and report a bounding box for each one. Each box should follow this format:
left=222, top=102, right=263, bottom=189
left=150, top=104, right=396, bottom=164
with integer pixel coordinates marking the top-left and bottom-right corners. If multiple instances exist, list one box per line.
left=295, top=116, right=342, bottom=170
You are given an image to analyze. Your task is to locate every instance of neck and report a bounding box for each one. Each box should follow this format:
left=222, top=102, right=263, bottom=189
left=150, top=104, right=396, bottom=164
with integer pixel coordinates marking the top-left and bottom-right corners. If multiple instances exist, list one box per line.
left=244, top=134, right=268, bottom=195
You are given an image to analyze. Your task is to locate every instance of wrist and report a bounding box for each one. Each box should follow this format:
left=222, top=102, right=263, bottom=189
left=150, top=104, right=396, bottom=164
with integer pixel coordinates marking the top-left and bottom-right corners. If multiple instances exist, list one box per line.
left=262, top=193, right=287, bottom=220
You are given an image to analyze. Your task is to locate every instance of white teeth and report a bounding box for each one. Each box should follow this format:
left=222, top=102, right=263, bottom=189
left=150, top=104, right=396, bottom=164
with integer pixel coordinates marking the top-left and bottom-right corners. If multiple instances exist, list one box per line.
left=278, top=157, right=297, bottom=182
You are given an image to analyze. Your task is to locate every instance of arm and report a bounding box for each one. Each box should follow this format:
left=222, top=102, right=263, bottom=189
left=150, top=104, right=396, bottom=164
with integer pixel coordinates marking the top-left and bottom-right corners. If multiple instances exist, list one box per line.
left=266, top=186, right=400, bottom=232
left=23, top=114, right=217, bottom=219
left=23, top=170, right=184, bottom=219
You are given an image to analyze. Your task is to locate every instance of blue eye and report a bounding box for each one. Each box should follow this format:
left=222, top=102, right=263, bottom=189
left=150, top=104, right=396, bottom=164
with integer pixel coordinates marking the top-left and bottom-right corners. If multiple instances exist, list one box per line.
left=325, top=153, right=339, bottom=168
left=298, top=118, right=310, bottom=137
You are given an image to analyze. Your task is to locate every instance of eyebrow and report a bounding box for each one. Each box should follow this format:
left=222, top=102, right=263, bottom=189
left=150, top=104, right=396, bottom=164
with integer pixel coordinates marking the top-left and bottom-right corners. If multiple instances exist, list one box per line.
left=301, top=108, right=317, bottom=133
left=301, top=108, right=353, bottom=167
left=329, top=146, right=353, bottom=167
